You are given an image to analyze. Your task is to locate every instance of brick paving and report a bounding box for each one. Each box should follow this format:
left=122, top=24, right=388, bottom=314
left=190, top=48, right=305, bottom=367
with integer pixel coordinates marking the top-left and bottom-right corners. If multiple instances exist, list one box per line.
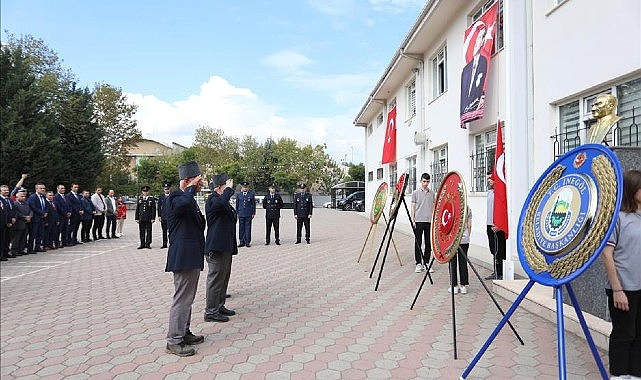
left=1, top=207, right=608, bottom=379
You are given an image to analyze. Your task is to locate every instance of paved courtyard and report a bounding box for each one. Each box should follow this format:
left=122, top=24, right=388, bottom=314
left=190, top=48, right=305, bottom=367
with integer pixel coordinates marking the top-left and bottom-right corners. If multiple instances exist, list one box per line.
left=1, top=207, right=608, bottom=379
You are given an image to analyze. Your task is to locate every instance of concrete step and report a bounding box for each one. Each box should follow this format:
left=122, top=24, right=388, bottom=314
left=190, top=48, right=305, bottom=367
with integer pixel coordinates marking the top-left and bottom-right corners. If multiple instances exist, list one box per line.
left=491, top=279, right=611, bottom=350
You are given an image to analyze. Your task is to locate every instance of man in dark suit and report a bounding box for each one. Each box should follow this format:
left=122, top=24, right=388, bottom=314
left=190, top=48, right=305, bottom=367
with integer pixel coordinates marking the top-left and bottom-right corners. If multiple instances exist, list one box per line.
left=164, top=161, right=206, bottom=357
left=235, top=181, right=255, bottom=248
left=66, top=182, right=83, bottom=245
left=293, top=183, right=313, bottom=244
left=1, top=184, right=16, bottom=259
left=460, top=25, right=488, bottom=118
left=157, top=183, right=172, bottom=248
left=27, top=182, right=48, bottom=253
left=204, top=173, right=238, bottom=323
left=80, top=190, right=95, bottom=243
left=262, top=184, right=283, bottom=245
left=45, top=191, right=60, bottom=249
left=11, top=189, right=32, bottom=256
left=53, top=184, right=71, bottom=247
left=135, top=185, right=156, bottom=249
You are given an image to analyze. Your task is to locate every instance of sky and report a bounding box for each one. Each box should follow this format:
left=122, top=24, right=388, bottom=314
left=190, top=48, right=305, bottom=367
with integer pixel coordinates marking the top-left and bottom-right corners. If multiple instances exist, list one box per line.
left=1, top=0, right=426, bottom=164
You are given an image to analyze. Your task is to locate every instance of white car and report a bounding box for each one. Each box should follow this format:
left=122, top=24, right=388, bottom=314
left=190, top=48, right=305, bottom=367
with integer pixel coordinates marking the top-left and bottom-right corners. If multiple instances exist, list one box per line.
left=323, top=201, right=332, bottom=208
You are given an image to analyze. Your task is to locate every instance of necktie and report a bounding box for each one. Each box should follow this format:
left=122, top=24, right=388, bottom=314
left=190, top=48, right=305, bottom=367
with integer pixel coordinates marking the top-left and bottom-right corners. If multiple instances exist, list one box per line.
left=40, top=195, right=45, bottom=210
left=100, top=195, right=106, bottom=209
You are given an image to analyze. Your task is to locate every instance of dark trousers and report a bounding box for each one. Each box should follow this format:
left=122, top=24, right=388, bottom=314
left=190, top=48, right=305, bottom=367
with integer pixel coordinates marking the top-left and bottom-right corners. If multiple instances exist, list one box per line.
left=29, top=221, right=45, bottom=251
left=1, top=225, right=11, bottom=255
left=47, top=222, right=59, bottom=247
left=81, top=219, right=93, bottom=242
left=105, top=215, right=116, bottom=237
left=59, top=217, right=69, bottom=246
left=414, top=222, right=431, bottom=265
left=69, top=214, right=81, bottom=244
left=205, top=251, right=232, bottom=316
left=450, top=243, right=470, bottom=286
left=486, top=226, right=506, bottom=278
left=10, top=228, right=27, bottom=254
left=265, top=217, right=280, bottom=243
left=606, top=289, right=641, bottom=377
left=161, top=219, right=169, bottom=247
left=92, top=215, right=105, bottom=239
left=138, top=220, right=152, bottom=246
left=296, top=217, right=310, bottom=242
left=238, top=216, right=252, bottom=244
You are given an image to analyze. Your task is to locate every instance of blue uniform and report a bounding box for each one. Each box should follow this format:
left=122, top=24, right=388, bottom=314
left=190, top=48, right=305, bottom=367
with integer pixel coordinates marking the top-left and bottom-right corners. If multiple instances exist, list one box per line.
left=235, top=190, right=255, bottom=246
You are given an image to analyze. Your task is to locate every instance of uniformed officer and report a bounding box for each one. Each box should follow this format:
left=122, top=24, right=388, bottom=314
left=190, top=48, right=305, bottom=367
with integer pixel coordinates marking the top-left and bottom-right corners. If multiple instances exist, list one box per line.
left=158, top=183, right=172, bottom=248
left=262, top=184, right=283, bottom=245
left=135, top=185, right=156, bottom=249
left=235, top=181, right=255, bottom=248
left=293, top=183, right=313, bottom=244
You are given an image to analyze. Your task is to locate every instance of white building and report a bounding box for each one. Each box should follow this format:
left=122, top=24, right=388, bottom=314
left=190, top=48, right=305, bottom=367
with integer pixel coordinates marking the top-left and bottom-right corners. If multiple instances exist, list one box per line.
left=354, top=0, right=640, bottom=277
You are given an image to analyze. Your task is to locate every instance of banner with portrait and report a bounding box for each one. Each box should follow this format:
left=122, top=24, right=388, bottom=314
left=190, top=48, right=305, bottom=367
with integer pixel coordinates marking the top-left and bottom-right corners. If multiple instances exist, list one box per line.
left=460, top=2, right=499, bottom=127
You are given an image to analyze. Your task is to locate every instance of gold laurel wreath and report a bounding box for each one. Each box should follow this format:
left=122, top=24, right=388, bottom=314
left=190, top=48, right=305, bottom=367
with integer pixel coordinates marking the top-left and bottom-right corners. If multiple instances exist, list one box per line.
left=432, top=179, right=466, bottom=262
left=521, top=155, right=617, bottom=278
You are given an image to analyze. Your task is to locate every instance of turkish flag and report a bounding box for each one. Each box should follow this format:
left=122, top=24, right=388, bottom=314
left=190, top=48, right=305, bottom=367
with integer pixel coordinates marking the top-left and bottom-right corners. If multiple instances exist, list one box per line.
left=492, top=119, right=509, bottom=238
left=381, top=106, right=396, bottom=164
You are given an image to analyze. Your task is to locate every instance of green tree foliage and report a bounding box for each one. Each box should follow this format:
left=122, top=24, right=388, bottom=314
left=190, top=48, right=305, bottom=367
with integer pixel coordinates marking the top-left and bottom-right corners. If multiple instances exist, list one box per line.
left=92, top=83, right=141, bottom=184
left=348, top=163, right=365, bottom=182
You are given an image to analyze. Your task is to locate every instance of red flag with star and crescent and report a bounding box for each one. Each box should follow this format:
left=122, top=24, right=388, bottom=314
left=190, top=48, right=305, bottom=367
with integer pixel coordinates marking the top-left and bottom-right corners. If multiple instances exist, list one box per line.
left=492, top=119, right=509, bottom=238
left=381, top=106, right=397, bottom=164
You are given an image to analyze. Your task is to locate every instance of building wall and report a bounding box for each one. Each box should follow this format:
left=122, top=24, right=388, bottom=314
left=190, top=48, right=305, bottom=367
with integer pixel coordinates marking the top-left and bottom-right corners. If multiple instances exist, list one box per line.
left=359, top=0, right=641, bottom=276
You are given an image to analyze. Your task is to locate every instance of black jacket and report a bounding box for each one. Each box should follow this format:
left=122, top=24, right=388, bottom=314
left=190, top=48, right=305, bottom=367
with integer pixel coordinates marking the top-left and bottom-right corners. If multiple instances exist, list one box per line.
left=262, top=193, right=283, bottom=219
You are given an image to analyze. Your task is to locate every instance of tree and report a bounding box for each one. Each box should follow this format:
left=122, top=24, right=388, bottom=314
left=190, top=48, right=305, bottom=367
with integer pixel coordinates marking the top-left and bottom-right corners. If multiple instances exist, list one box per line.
left=348, top=163, right=365, bottom=182
left=92, top=83, right=141, bottom=184
left=193, top=125, right=240, bottom=178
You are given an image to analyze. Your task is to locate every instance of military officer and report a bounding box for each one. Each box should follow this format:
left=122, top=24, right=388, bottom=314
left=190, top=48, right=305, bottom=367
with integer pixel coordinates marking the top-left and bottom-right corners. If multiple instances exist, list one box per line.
left=135, top=185, right=156, bottom=249
left=262, top=184, right=283, bottom=245
left=158, top=183, right=172, bottom=248
left=293, top=183, right=313, bottom=244
left=235, top=181, right=255, bottom=248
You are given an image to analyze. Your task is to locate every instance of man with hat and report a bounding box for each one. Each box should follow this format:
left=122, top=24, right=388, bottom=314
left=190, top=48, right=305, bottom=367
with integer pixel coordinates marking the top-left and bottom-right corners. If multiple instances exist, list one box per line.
left=135, top=185, right=156, bottom=249
left=157, top=183, right=172, bottom=248
left=293, top=183, right=313, bottom=244
left=164, top=161, right=206, bottom=357
left=235, top=181, right=255, bottom=248
left=204, top=173, right=237, bottom=323
left=262, top=183, right=283, bottom=245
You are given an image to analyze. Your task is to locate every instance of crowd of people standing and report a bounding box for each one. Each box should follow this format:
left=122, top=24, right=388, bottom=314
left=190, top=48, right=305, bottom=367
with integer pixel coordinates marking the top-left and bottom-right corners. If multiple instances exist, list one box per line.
left=0, top=175, right=131, bottom=261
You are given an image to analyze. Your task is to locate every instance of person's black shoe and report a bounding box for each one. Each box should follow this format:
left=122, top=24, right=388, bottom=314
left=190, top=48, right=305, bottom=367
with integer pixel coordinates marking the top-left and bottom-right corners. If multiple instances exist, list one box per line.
left=237, top=243, right=245, bottom=247
left=306, top=240, right=310, bottom=244
left=246, top=244, right=251, bottom=248
left=166, top=343, right=195, bottom=357
left=161, top=245, right=167, bottom=248
left=204, top=313, right=229, bottom=322
left=112, top=236, right=119, bottom=239
left=146, top=245, right=152, bottom=249
left=98, top=236, right=105, bottom=239
left=137, top=246, right=145, bottom=249
left=4, top=252, right=16, bottom=258
left=275, top=241, right=280, bottom=245
left=106, top=236, right=111, bottom=239
left=219, top=306, right=236, bottom=316
left=75, top=241, right=83, bottom=245
left=0, top=256, right=7, bottom=261
left=183, top=330, right=205, bottom=345
left=225, top=294, right=231, bottom=298
left=295, top=241, right=301, bottom=244
left=484, top=273, right=497, bottom=280
left=265, top=242, right=270, bottom=245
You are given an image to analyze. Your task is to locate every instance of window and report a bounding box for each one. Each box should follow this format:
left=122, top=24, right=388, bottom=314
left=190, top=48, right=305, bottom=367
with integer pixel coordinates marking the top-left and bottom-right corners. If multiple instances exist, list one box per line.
left=377, top=112, right=384, bottom=127
left=432, top=45, right=448, bottom=98
left=368, top=171, right=374, bottom=181
left=470, top=129, right=496, bottom=192
left=616, top=77, right=641, bottom=147
left=553, top=77, right=640, bottom=157
left=376, top=168, right=384, bottom=180
left=407, top=156, right=417, bottom=193
left=388, top=164, right=397, bottom=195
left=431, top=146, right=448, bottom=192
left=407, top=80, right=416, bottom=118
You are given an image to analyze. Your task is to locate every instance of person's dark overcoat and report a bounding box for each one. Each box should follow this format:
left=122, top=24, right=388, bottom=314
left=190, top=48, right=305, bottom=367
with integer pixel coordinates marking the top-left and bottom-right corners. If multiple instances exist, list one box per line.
left=205, top=187, right=238, bottom=255
left=164, top=187, right=205, bottom=272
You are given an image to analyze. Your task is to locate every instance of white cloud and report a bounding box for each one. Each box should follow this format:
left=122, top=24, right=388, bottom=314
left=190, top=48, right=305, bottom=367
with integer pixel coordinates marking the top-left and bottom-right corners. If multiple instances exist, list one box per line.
left=126, top=75, right=364, bottom=163
left=262, top=51, right=314, bottom=75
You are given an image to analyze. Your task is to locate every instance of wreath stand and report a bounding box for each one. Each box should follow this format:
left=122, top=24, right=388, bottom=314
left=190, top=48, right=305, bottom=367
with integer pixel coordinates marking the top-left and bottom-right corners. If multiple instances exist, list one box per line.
left=358, top=211, right=402, bottom=268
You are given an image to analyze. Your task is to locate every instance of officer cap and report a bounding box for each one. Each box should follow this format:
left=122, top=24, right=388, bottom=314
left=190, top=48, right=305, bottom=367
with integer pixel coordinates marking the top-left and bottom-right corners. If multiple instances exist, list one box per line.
left=211, top=173, right=229, bottom=188
left=240, top=181, right=249, bottom=186
left=298, top=183, right=307, bottom=189
left=163, top=183, right=171, bottom=189
left=178, top=161, right=201, bottom=179
left=268, top=183, right=276, bottom=189
left=141, top=185, right=150, bottom=191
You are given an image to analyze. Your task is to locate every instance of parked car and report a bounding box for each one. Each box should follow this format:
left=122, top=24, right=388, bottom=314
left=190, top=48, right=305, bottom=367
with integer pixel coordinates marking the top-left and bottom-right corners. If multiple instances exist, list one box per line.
left=120, top=196, right=137, bottom=204
left=352, top=199, right=365, bottom=212
left=323, top=201, right=332, bottom=208
left=337, top=191, right=365, bottom=211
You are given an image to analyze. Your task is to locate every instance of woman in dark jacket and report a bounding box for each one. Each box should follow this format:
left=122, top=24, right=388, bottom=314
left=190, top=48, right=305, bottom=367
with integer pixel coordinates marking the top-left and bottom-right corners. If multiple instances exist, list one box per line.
left=204, top=173, right=238, bottom=323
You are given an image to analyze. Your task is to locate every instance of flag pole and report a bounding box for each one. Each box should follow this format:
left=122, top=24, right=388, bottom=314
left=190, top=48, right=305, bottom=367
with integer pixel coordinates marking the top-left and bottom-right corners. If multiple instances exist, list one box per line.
left=496, top=118, right=514, bottom=281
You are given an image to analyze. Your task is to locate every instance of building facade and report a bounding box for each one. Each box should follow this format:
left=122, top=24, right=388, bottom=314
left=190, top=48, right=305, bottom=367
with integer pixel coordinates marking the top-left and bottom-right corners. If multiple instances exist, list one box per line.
left=354, top=0, right=640, bottom=277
